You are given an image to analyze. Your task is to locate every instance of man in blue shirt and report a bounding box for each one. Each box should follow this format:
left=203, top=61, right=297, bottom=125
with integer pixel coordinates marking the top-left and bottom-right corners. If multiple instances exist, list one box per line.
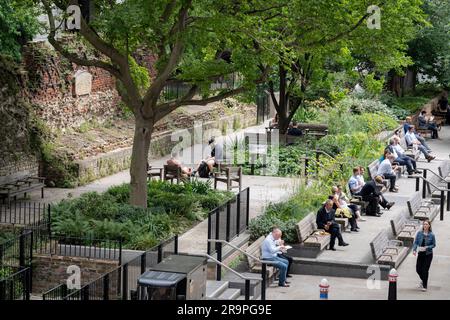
left=261, top=228, right=290, bottom=287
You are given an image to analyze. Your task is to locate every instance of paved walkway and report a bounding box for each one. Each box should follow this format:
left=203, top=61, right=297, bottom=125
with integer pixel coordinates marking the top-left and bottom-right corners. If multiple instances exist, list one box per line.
left=6, top=121, right=299, bottom=254
left=268, top=125, right=450, bottom=299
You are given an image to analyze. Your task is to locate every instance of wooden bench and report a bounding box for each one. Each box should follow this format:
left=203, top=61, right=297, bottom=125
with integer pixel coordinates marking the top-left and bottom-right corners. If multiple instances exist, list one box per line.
left=406, top=191, right=439, bottom=221
left=295, top=213, right=330, bottom=250
left=245, top=236, right=278, bottom=280
left=147, top=165, right=163, bottom=181
left=296, top=123, right=328, bottom=138
left=390, top=213, right=420, bottom=244
left=163, top=165, right=189, bottom=184
left=426, top=172, right=449, bottom=204
left=0, top=176, right=45, bottom=206
left=214, top=165, right=242, bottom=191
left=370, top=231, right=409, bottom=268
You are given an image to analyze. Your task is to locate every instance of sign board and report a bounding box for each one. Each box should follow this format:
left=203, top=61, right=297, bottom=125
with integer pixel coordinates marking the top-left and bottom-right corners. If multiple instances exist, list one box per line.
left=74, top=70, right=92, bottom=96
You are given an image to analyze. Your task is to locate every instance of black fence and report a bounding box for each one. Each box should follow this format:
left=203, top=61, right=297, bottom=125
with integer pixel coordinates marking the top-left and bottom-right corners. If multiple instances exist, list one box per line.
left=0, top=231, right=33, bottom=268
left=207, top=187, right=250, bottom=255
left=256, top=88, right=270, bottom=125
left=44, top=235, right=178, bottom=300
left=0, top=266, right=31, bottom=300
left=0, top=202, right=50, bottom=226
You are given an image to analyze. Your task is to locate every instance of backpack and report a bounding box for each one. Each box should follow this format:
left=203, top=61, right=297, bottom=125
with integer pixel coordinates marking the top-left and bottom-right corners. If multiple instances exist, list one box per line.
left=197, top=161, right=210, bottom=178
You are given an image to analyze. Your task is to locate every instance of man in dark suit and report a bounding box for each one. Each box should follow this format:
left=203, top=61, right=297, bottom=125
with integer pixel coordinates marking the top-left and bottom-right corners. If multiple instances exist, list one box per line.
left=316, top=200, right=349, bottom=251
left=359, top=175, right=395, bottom=216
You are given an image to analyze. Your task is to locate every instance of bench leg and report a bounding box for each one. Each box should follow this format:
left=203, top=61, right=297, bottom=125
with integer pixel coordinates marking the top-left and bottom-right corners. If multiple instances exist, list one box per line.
left=214, top=179, right=217, bottom=190
left=24, top=192, right=27, bottom=199
left=41, top=187, right=45, bottom=199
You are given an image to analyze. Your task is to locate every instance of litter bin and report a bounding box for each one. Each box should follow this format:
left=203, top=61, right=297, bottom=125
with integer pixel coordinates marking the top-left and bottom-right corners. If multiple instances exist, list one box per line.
left=137, top=254, right=207, bottom=300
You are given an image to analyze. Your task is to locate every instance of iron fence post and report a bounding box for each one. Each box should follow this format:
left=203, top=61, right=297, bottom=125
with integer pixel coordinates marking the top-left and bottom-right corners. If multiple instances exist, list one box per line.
left=447, top=182, right=450, bottom=212
left=236, top=193, right=241, bottom=236
left=246, top=188, right=250, bottom=228
left=118, top=238, right=123, bottom=266
left=215, top=208, right=221, bottom=242
left=25, top=268, right=30, bottom=300
left=103, top=273, right=110, bottom=300
left=416, top=176, right=420, bottom=192
left=441, top=190, right=445, bottom=221
left=0, top=280, right=4, bottom=300
left=141, top=253, right=146, bottom=275
left=82, top=285, right=89, bottom=300
left=174, top=235, right=178, bottom=254
left=19, top=232, right=25, bottom=267
left=122, top=264, right=128, bottom=300
left=157, top=244, right=163, bottom=263
left=226, top=202, right=231, bottom=242
left=245, top=279, right=250, bottom=300
left=216, top=242, right=222, bottom=281
left=261, top=263, right=266, bottom=300
left=422, top=170, right=427, bottom=199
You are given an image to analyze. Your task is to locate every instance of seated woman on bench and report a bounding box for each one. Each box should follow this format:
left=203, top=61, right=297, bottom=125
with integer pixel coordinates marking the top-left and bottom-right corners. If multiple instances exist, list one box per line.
left=330, top=186, right=359, bottom=231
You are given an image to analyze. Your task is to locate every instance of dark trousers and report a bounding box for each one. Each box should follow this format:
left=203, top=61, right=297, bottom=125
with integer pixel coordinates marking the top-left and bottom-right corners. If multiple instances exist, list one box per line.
left=347, top=204, right=359, bottom=229
left=395, top=156, right=416, bottom=173
left=382, top=173, right=397, bottom=190
left=362, top=194, right=388, bottom=215
left=328, top=223, right=344, bottom=249
left=278, top=253, right=293, bottom=276
left=416, top=253, right=433, bottom=288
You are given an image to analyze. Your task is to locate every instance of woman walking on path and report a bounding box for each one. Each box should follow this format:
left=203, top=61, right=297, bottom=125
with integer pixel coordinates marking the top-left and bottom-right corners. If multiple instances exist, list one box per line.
left=413, top=219, right=436, bottom=292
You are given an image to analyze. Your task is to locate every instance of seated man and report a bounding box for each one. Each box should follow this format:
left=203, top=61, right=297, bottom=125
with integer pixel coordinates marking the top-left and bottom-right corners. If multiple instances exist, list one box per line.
left=287, top=121, right=303, bottom=136
left=418, top=110, right=438, bottom=139
left=166, top=152, right=192, bottom=177
left=316, top=200, right=349, bottom=251
left=359, top=176, right=395, bottom=216
left=377, top=152, right=399, bottom=192
left=261, top=228, right=290, bottom=287
left=403, top=117, right=432, bottom=151
left=349, top=167, right=364, bottom=195
left=405, top=126, right=435, bottom=162
left=386, top=138, right=420, bottom=176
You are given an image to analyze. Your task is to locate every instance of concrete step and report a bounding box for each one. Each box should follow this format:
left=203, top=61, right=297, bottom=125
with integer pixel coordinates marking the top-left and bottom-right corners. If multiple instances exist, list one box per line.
left=216, top=288, right=241, bottom=300
left=206, top=280, right=229, bottom=299
left=237, top=295, right=254, bottom=300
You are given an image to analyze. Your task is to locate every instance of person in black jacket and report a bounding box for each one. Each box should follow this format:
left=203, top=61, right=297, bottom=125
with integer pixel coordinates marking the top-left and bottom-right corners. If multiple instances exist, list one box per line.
left=359, top=176, right=395, bottom=216
left=316, top=200, right=349, bottom=251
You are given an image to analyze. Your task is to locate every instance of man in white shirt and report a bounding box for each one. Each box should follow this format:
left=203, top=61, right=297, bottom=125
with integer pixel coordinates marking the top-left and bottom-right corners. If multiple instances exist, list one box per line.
left=377, top=153, right=399, bottom=192
left=405, top=126, right=435, bottom=162
left=348, top=167, right=364, bottom=195
left=261, top=228, right=290, bottom=287
left=386, top=138, right=420, bottom=175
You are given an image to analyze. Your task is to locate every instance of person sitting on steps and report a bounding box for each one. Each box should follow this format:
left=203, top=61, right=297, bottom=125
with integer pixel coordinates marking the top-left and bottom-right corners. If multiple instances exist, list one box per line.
left=316, top=200, right=349, bottom=251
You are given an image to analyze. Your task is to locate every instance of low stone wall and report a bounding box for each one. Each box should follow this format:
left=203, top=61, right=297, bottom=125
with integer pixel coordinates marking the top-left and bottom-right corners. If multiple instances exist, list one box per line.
left=32, top=254, right=118, bottom=294
left=75, top=113, right=256, bottom=185
left=0, top=154, right=40, bottom=185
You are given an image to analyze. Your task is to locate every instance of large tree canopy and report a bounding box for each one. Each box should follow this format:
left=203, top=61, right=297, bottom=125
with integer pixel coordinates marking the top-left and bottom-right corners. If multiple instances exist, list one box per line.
left=249, top=0, right=426, bottom=133
left=408, top=0, right=450, bottom=89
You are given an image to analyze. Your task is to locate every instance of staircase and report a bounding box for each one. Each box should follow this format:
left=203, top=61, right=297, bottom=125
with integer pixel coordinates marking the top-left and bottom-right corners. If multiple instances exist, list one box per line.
left=206, top=280, right=242, bottom=300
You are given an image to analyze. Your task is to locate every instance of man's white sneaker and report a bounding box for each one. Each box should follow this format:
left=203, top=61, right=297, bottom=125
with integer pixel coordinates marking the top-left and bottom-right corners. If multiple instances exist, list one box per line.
left=418, top=281, right=423, bottom=289
left=421, top=288, right=427, bottom=292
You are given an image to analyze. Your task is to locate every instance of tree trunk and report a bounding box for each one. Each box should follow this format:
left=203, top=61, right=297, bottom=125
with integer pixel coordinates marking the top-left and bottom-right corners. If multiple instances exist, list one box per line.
left=129, top=116, right=153, bottom=208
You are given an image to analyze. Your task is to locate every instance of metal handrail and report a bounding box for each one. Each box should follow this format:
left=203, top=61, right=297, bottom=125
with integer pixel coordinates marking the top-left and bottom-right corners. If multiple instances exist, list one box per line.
left=207, top=239, right=276, bottom=266
left=408, top=174, right=450, bottom=191
left=417, top=168, right=448, bottom=183
left=203, top=253, right=262, bottom=282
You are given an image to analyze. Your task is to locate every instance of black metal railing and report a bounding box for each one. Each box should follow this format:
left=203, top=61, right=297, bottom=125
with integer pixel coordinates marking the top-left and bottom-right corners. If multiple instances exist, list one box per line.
left=0, top=202, right=50, bottom=226
left=207, top=188, right=250, bottom=255
left=42, top=283, right=78, bottom=301
left=53, top=235, right=178, bottom=300
left=0, top=266, right=31, bottom=300
left=0, top=231, right=33, bottom=268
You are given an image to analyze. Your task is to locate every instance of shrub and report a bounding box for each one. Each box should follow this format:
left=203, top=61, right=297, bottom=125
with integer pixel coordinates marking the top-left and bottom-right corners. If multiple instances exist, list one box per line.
left=106, top=184, right=130, bottom=204
left=249, top=215, right=297, bottom=243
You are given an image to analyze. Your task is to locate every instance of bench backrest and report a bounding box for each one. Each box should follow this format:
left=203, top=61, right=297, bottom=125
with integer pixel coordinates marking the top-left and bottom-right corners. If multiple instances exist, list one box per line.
left=367, top=160, right=380, bottom=181
left=427, top=173, right=440, bottom=193
left=407, top=191, right=422, bottom=215
left=295, top=212, right=317, bottom=243
left=390, top=214, right=407, bottom=236
left=438, top=160, right=450, bottom=178
left=370, top=231, right=390, bottom=260
left=246, top=236, right=265, bottom=269
left=164, top=164, right=181, bottom=176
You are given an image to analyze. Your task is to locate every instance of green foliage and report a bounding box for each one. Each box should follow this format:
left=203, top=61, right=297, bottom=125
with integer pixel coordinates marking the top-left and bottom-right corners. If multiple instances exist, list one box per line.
left=51, top=180, right=232, bottom=250
left=249, top=215, right=297, bottom=243
left=363, top=73, right=385, bottom=97
left=0, top=0, right=41, bottom=60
